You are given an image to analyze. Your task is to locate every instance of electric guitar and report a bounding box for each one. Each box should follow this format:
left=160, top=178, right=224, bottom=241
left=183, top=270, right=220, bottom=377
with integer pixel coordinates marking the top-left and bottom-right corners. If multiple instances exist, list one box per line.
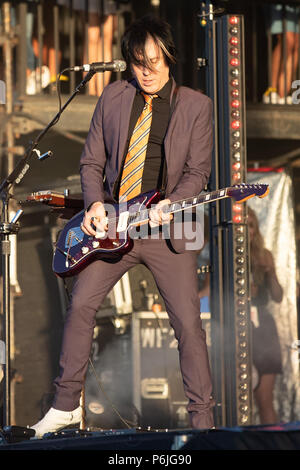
left=52, top=183, right=269, bottom=278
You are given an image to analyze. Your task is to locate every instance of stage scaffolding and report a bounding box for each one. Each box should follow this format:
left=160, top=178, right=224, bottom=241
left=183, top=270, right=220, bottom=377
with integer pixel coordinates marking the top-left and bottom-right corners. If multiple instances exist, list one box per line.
left=199, top=4, right=253, bottom=426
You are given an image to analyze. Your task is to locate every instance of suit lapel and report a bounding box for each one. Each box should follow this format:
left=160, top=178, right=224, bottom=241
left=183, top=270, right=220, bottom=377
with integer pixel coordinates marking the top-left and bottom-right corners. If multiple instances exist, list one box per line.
left=164, top=78, right=180, bottom=192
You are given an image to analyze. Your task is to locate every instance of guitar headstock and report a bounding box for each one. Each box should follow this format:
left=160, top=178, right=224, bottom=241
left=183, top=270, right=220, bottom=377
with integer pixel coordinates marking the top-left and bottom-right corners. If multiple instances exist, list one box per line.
left=26, top=191, right=65, bottom=207
left=227, top=184, right=269, bottom=202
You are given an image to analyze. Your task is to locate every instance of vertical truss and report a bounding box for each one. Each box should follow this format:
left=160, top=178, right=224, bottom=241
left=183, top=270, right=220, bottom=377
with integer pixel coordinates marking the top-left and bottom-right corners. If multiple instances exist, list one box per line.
left=201, top=6, right=253, bottom=427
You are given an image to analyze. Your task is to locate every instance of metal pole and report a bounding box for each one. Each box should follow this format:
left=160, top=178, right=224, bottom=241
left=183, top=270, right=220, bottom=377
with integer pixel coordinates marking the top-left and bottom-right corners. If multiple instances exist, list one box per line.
left=69, top=0, right=76, bottom=92
left=1, top=1, right=14, bottom=427
left=1, top=199, right=11, bottom=427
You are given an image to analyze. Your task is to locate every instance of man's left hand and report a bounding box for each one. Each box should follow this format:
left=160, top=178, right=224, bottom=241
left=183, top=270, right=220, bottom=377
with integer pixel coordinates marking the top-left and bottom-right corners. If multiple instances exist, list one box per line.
left=149, top=199, right=173, bottom=228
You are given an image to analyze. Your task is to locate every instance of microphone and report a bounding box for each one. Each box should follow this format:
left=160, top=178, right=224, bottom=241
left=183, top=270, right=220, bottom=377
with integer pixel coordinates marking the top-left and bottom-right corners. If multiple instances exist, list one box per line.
left=69, top=60, right=127, bottom=73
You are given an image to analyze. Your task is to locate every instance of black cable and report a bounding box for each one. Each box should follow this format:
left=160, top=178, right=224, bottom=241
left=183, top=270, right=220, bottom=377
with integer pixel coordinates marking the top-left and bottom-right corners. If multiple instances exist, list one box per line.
left=62, top=278, right=135, bottom=429
left=54, top=68, right=70, bottom=127
left=88, top=358, right=135, bottom=429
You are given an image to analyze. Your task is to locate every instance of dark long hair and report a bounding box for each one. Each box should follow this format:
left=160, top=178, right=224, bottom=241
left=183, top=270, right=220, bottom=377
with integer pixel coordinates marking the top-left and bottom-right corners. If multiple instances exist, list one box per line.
left=121, top=15, right=177, bottom=71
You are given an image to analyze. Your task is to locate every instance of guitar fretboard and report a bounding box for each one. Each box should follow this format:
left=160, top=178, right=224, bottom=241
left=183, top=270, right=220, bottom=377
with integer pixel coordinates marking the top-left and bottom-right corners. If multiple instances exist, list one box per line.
left=129, top=188, right=229, bottom=225
left=167, top=188, right=228, bottom=215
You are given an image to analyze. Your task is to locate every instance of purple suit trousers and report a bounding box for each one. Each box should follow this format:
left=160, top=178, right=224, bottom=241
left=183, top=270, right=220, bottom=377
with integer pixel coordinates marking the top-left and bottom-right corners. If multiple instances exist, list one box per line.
left=53, top=238, right=214, bottom=428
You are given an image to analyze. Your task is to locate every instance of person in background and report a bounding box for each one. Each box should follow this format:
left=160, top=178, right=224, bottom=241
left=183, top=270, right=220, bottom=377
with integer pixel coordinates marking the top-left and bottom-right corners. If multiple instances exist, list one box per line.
left=263, top=3, right=300, bottom=104
left=57, top=0, right=117, bottom=96
left=26, top=0, right=51, bottom=95
left=248, top=207, right=283, bottom=424
left=198, top=207, right=283, bottom=424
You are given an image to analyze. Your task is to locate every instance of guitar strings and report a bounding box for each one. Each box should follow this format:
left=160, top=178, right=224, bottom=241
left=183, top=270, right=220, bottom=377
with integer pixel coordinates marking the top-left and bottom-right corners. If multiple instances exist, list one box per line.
left=103, top=184, right=266, bottom=226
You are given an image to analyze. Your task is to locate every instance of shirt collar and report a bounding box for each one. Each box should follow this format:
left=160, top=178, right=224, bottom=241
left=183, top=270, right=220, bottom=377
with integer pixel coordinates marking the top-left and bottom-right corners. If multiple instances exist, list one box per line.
left=136, top=77, right=172, bottom=100
left=156, top=78, right=172, bottom=99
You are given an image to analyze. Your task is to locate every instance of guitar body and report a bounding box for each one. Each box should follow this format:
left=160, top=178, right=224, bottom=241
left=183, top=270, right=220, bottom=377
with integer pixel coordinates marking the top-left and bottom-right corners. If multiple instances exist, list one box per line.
left=53, top=190, right=161, bottom=278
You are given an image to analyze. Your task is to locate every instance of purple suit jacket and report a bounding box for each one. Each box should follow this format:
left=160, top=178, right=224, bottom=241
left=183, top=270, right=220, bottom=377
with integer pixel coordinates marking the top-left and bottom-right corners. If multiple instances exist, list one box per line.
left=80, top=77, right=213, bottom=252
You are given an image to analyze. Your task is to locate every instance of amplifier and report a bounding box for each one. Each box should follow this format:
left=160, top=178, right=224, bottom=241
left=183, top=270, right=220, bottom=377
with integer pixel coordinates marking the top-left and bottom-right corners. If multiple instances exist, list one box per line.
left=132, top=311, right=211, bottom=429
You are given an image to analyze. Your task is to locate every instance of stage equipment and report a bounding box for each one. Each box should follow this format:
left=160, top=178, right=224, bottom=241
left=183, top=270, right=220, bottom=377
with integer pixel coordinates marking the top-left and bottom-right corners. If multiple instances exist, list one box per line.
left=200, top=4, right=252, bottom=427
left=131, top=311, right=211, bottom=430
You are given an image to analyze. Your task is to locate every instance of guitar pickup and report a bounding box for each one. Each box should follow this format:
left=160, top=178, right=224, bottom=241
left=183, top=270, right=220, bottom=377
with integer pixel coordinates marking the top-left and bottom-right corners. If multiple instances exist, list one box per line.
left=117, top=211, right=129, bottom=232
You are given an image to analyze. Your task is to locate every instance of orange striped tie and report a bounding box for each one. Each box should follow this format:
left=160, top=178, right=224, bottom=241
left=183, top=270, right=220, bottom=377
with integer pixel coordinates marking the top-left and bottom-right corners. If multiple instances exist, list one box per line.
left=119, top=92, right=157, bottom=202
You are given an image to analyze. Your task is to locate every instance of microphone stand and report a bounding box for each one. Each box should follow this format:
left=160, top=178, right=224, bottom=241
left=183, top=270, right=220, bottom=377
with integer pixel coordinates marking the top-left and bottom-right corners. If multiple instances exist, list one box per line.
left=0, top=69, right=96, bottom=427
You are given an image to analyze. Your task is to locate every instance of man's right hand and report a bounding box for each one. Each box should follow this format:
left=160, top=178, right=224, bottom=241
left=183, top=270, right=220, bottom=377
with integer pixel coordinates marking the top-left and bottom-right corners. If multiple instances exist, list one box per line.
left=81, top=201, right=108, bottom=237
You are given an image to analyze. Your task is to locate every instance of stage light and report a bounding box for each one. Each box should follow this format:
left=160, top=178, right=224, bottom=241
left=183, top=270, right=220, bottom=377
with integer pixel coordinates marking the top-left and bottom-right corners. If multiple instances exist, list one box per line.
left=230, top=58, right=240, bottom=66
left=231, top=99, right=240, bottom=108
left=233, top=214, right=242, bottom=223
left=232, top=172, right=241, bottom=183
left=232, top=130, right=240, bottom=138
left=239, top=405, right=249, bottom=413
left=231, top=88, right=239, bottom=97
left=229, top=16, right=239, bottom=25
left=237, top=309, right=246, bottom=316
left=237, top=288, right=246, bottom=296
left=230, top=26, right=238, bottom=35
left=232, top=162, right=241, bottom=172
left=239, top=394, right=248, bottom=402
left=231, top=120, right=240, bottom=129
left=231, top=110, right=240, bottom=119
left=233, top=203, right=242, bottom=212
left=212, top=14, right=251, bottom=426
left=230, top=47, right=239, bottom=56
left=236, top=266, right=245, bottom=274
left=233, top=151, right=241, bottom=161
left=230, top=36, right=239, bottom=45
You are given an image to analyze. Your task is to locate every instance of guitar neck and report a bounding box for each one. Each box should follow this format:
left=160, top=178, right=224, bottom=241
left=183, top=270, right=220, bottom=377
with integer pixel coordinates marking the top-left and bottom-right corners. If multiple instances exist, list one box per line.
left=129, top=187, right=230, bottom=226
left=166, top=188, right=229, bottom=215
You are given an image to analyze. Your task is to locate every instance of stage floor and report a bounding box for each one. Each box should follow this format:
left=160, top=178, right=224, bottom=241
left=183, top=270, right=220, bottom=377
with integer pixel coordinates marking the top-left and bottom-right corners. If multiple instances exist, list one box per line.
left=0, top=422, right=300, bottom=451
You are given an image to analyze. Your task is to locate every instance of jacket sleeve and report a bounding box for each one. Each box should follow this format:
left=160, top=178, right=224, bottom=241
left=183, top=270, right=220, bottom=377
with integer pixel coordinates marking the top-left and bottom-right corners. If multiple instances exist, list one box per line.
left=168, top=95, right=213, bottom=203
left=79, top=94, right=107, bottom=210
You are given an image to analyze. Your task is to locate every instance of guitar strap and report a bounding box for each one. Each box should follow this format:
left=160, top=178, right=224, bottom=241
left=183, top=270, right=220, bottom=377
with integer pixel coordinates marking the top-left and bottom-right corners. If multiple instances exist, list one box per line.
left=159, top=85, right=180, bottom=196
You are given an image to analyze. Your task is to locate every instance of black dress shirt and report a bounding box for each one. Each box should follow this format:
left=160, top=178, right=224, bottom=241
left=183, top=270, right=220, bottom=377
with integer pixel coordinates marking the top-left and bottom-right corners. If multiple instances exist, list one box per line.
left=115, top=78, right=172, bottom=201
